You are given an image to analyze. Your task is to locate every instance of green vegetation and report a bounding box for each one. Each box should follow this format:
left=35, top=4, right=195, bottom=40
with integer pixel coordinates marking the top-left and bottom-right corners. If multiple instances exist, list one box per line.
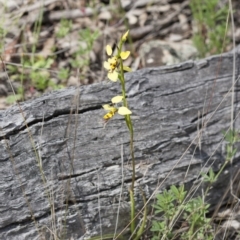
left=6, top=56, right=63, bottom=104
left=56, top=19, right=72, bottom=38
left=5, top=24, right=99, bottom=103
left=151, top=186, right=213, bottom=240
left=151, top=128, right=240, bottom=239
left=190, top=0, right=229, bottom=57
left=70, top=28, right=100, bottom=81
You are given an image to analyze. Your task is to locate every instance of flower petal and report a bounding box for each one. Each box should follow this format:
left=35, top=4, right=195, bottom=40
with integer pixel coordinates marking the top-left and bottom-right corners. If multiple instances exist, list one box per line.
left=108, top=56, right=117, bottom=64
left=103, top=110, right=116, bottom=120
left=108, top=71, right=118, bottom=82
left=111, top=95, right=123, bottom=104
left=104, top=61, right=110, bottom=70
left=123, top=66, right=132, bottom=72
left=120, top=51, right=130, bottom=60
left=103, top=113, right=111, bottom=120
left=121, top=30, right=129, bottom=41
left=118, top=106, right=132, bottom=115
left=102, top=104, right=113, bottom=111
left=106, top=45, right=112, bottom=56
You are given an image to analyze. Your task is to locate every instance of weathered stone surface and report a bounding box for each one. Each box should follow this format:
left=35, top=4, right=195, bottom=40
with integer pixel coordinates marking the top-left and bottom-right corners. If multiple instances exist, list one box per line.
left=0, top=50, right=240, bottom=239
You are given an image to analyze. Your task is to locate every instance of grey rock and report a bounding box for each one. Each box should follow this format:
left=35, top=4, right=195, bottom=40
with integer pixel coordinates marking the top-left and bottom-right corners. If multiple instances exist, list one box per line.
left=0, top=50, right=240, bottom=239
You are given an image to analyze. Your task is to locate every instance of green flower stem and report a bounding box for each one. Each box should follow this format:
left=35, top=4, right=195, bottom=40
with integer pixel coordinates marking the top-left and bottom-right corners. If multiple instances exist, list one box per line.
left=119, top=74, right=135, bottom=191
left=118, top=74, right=128, bottom=109
left=118, top=43, right=135, bottom=192
left=118, top=39, right=137, bottom=235
left=134, top=190, right=148, bottom=240
left=130, top=189, right=136, bottom=234
left=214, top=159, right=230, bottom=182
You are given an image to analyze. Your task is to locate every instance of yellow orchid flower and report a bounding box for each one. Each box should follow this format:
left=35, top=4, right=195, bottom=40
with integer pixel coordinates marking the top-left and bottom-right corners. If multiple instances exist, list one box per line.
left=121, top=30, right=129, bottom=41
left=120, top=51, right=130, bottom=60
left=111, top=95, right=123, bottom=104
left=102, top=100, right=132, bottom=122
left=107, top=71, right=118, bottom=82
left=103, top=56, right=119, bottom=81
left=103, top=45, right=131, bottom=82
left=118, top=106, right=132, bottom=116
left=111, top=96, right=132, bottom=115
left=106, top=45, right=112, bottom=56
left=102, top=104, right=118, bottom=121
